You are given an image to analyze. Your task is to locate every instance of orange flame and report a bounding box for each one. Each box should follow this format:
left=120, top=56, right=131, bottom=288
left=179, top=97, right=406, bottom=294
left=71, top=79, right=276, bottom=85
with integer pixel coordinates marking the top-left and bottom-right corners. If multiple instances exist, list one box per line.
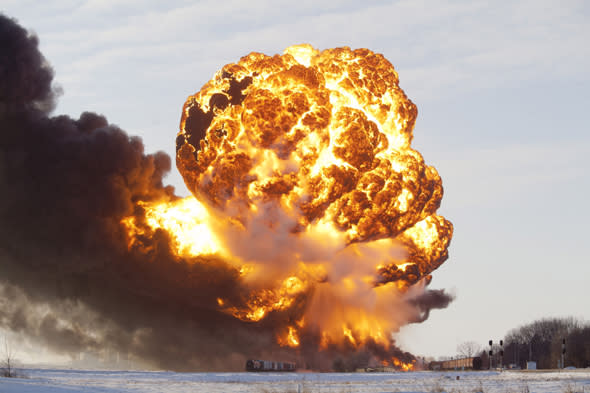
left=122, top=198, right=222, bottom=257
left=277, top=325, right=301, bottom=348
left=393, top=357, right=415, bottom=371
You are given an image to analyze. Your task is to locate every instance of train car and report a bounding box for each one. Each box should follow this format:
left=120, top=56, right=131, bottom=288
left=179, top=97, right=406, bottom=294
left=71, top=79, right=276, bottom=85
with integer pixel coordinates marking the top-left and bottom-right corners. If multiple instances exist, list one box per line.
left=246, top=359, right=296, bottom=372
left=429, top=356, right=482, bottom=371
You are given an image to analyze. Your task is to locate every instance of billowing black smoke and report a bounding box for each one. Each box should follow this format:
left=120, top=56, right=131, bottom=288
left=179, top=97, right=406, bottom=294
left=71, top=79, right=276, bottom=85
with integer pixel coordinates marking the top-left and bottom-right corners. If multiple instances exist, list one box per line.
left=0, top=14, right=452, bottom=371
left=0, top=13, right=277, bottom=370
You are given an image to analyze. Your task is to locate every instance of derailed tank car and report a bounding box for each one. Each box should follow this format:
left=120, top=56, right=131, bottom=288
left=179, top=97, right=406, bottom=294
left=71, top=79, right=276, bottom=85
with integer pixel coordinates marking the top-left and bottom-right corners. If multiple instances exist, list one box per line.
left=246, top=359, right=296, bottom=372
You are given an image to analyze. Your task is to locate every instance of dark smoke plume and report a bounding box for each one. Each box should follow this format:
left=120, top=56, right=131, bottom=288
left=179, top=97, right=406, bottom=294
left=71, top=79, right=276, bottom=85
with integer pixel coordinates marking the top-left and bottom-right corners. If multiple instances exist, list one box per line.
left=0, top=13, right=268, bottom=370
left=408, top=289, right=455, bottom=323
left=0, top=14, right=451, bottom=370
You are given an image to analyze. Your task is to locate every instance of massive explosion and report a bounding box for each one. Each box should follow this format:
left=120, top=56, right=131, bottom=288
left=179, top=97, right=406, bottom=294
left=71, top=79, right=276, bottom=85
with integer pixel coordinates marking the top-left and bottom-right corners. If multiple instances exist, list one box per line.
left=0, top=14, right=452, bottom=371
left=125, top=46, right=454, bottom=367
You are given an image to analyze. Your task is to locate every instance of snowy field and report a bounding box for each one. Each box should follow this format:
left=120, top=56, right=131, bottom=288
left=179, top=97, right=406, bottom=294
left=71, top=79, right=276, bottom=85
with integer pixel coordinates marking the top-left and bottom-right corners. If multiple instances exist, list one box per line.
left=1, top=368, right=589, bottom=393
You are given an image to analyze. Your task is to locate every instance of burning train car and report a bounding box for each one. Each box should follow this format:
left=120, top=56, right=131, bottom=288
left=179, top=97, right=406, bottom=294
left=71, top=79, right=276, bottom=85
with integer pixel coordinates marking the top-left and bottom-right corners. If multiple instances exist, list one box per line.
left=246, top=359, right=297, bottom=372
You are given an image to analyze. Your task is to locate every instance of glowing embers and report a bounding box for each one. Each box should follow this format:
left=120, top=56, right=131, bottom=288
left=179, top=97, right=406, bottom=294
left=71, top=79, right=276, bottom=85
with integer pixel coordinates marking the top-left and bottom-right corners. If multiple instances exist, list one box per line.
left=122, top=197, right=221, bottom=257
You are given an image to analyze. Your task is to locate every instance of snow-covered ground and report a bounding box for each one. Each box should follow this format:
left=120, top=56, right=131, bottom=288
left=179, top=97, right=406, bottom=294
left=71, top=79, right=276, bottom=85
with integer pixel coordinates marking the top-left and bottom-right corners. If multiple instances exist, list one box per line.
left=1, top=368, right=589, bottom=393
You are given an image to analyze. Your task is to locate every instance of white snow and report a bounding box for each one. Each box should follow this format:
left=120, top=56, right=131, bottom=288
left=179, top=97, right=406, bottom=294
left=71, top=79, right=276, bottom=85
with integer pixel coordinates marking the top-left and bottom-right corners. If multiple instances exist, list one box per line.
left=1, top=368, right=589, bottom=392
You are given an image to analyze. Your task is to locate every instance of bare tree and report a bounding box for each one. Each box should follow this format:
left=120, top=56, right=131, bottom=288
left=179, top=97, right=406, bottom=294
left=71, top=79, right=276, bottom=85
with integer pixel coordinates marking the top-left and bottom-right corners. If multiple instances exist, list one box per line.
left=1, top=337, right=15, bottom=378
left=457, top=341, right=481, bottom=359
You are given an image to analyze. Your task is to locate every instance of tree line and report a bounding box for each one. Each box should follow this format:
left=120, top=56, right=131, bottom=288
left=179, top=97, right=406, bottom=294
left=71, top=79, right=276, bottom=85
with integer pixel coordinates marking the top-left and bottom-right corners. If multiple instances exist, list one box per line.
left=500, top=317, right=590, bottom=369
left=457, top=317, right=590, bottom=369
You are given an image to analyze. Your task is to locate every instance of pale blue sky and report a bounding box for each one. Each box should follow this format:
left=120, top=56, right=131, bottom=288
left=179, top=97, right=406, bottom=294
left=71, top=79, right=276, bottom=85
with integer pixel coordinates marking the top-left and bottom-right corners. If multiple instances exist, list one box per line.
left=2, top=0, right=589, bottom=359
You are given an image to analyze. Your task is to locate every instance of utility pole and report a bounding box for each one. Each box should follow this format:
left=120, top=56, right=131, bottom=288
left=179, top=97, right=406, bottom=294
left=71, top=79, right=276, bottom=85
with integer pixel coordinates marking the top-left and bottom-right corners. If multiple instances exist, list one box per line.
left=561, top=338, right=566, bottom=369
left=488, top=340, right=493, bottom=370
left=499, top=340, right=504, bottom=370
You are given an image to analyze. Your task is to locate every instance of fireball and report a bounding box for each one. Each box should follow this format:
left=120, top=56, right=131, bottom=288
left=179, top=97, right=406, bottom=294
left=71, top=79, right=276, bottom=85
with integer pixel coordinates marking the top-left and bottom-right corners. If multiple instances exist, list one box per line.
left=124, top=44, right=453, bottom=369
left=176, top=44, right=451, bottom=286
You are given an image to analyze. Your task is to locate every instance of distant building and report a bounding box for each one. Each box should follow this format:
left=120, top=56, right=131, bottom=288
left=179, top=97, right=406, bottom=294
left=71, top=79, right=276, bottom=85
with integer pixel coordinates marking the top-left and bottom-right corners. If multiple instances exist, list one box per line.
left=526, top=361, right=537, bottom=370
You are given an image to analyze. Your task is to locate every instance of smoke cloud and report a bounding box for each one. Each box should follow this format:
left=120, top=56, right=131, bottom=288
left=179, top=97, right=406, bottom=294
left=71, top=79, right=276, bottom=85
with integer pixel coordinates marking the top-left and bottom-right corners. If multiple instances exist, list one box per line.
left=0, top=14, right=452, bottom=371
